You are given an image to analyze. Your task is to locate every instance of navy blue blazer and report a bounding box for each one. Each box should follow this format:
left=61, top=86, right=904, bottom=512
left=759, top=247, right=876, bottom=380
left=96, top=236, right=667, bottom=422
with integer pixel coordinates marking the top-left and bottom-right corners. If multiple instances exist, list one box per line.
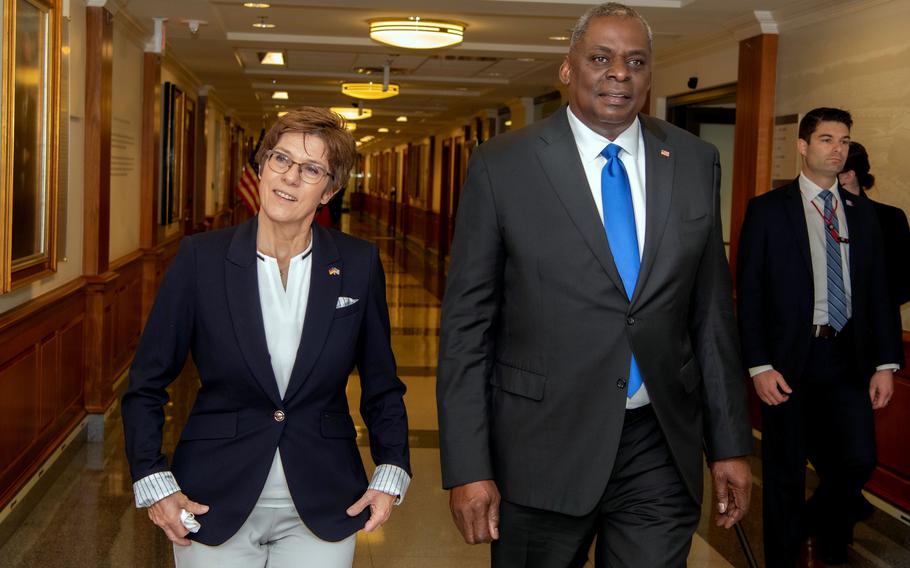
left=122, top=217, right=410, bottom=545
left=737, top=179, right=904, bottom=383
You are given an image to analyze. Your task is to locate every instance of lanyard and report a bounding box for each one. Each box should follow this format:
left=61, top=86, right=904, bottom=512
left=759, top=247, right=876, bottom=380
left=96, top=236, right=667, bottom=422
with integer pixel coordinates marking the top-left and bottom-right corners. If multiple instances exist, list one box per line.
left=810, top=195, right=849, bottom=244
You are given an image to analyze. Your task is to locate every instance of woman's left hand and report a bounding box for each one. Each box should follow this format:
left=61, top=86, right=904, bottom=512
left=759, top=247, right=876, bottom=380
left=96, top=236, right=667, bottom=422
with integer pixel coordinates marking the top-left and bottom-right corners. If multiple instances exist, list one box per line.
left=346, top=489, right=397, bottom=532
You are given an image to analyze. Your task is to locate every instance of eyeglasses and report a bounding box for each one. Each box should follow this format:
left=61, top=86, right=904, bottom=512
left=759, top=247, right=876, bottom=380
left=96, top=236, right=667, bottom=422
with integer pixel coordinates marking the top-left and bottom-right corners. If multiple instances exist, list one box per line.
left=265, top=150, right=334, bottom=185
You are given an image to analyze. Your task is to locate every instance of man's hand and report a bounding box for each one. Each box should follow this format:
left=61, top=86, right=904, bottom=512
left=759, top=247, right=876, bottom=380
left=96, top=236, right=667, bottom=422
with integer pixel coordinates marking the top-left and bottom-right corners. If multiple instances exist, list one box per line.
left=347, top=489, right=397, bottom=533
left=449, top=480, right=501, bottom=544
left=147, top=491, right=209, bottom=546
left=869, top=369, right=894, bottom=410
left=708, top=457, right=751, bottom=529
left=752, top=369, right=792, bottom=405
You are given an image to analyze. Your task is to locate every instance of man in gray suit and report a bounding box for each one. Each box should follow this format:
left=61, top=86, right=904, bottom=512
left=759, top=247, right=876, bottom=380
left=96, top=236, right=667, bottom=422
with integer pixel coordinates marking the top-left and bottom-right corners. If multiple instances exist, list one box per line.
left=437, top=3, right=752, bottom=566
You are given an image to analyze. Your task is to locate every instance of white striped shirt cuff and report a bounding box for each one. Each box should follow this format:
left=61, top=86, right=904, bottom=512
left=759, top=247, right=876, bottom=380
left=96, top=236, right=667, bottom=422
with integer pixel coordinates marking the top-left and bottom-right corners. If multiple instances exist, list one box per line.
left=133, top=471, right=181, bottom=508
left=369, top=464, right=411, bottom=505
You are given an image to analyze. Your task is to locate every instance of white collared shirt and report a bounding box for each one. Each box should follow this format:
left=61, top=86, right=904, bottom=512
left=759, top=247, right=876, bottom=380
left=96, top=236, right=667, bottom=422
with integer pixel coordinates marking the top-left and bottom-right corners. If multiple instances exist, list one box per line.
left=566, top=107, right=650, bottom=409
left=798, top=173, right=852, bottom=326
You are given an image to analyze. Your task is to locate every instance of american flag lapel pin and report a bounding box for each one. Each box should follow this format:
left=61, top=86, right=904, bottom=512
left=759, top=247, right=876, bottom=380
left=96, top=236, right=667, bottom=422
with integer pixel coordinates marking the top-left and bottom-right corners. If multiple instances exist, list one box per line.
left=328, top=267, right=341, bottom=276
left=660, top=149, right=671, bottom=158
left=845, top=199, right=854, bottom=207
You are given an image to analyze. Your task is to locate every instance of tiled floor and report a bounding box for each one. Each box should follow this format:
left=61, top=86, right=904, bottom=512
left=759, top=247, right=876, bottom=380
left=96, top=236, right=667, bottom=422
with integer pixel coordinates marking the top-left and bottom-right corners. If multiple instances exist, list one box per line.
left=0, top=213, right=908, bottom=567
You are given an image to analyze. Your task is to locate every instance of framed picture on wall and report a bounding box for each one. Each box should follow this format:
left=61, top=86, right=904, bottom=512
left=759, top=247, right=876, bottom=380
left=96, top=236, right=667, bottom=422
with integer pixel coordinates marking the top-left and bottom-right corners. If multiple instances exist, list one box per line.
left=1, top=0, right=61, bottom=291
left=159, top=81, right=186, bottom=226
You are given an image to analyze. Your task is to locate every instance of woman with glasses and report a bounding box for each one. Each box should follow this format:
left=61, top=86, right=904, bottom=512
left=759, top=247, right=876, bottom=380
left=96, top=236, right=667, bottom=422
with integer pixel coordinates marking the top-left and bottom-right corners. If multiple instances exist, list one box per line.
left=122, top=107, right=410, bottom=567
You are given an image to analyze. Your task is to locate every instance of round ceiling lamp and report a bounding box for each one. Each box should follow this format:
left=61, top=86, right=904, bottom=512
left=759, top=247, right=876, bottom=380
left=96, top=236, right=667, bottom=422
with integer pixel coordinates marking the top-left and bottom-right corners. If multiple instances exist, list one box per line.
left=330, top=106, right=373, bottom=121
left=369, top=17, right=464, bottom=49
left=342, top=82, right=400, bottom=100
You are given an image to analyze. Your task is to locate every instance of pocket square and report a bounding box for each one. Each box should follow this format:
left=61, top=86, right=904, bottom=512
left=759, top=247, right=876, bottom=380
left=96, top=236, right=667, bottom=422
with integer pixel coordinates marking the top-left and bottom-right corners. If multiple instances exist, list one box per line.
left=336, top=296, right=359, bottom=308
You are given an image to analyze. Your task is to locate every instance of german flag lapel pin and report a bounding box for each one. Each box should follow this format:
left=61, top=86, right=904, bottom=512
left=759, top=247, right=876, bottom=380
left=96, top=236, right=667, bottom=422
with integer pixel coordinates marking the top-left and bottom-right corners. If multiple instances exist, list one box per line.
left=328, top=267, right=341, bottom=276
left=660, top=149, right=671, bottom=158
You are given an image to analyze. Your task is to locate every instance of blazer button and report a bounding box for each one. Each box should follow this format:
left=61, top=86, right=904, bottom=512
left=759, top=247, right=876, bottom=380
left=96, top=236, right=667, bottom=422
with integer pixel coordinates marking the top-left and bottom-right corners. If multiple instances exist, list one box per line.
left=626, top=316, right=636, bottom=326
left=273, top=410, right=286, bottom=422
left=616, top=378, right=626, bottom=389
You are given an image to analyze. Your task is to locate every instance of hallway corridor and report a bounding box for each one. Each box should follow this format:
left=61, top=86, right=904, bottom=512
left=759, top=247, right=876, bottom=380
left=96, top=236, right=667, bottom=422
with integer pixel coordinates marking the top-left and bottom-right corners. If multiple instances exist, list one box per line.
left=0, top=214, right=908, bottom=568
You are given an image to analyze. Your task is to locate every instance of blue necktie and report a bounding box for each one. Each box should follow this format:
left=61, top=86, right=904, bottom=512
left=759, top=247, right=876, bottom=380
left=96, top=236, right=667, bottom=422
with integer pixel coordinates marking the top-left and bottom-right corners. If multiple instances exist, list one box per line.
left=601, top=144, right=642, bottom=397
left=819, top=190, right=848, bottom=331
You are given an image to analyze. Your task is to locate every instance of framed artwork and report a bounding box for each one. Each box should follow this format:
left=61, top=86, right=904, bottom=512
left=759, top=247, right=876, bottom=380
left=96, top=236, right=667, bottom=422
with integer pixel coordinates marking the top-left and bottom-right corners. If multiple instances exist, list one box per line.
left=1, top=0, right=61, bottom=291
left=159, top=81, right=186, bottom=225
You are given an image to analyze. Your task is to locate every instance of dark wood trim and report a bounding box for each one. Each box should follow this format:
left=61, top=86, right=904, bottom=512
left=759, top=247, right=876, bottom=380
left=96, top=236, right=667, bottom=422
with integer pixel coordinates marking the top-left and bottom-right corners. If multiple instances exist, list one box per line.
left=730, top=34, right=778, bottom=278
left=82, top=6, right=113, bottom=276
left=140, top=53, right=161, bottom=250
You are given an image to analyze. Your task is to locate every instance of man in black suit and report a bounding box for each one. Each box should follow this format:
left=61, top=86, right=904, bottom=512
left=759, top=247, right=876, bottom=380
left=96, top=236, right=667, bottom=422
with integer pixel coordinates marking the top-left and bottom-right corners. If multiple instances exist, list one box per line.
left=838, top=141, right=910, bottom=308
left=737, top=108, right=903, bottom=566
left=437, top=3, right=752, bottom=566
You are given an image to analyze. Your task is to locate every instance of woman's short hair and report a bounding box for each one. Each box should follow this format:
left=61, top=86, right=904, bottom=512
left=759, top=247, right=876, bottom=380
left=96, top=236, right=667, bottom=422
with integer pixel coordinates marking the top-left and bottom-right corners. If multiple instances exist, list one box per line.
left=843, top=141, right=875, bottom=191
left=255, top=107, right=356, bottom=189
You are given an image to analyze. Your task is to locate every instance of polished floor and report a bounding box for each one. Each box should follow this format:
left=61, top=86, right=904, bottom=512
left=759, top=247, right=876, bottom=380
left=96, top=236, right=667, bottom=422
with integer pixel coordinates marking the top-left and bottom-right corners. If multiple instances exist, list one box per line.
left=1, top=213, right=909, bottom=567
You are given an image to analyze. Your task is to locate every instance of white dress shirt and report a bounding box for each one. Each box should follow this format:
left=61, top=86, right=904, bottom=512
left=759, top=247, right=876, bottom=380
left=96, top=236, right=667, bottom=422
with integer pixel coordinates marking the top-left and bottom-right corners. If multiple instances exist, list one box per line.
left=133, top=235, right=410, bottom=508
left=566, top=107, right=650, bottom=409
left=798, top=173, right=852, bottom=326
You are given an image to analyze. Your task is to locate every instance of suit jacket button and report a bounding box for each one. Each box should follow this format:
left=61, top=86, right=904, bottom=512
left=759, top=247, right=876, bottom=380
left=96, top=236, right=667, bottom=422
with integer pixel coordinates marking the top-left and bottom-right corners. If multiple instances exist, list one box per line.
left=626, top=317, right=636, bottom=325
left=273, top=410, right=286, bottom=422
left=616, top=378, right=626, bottom=389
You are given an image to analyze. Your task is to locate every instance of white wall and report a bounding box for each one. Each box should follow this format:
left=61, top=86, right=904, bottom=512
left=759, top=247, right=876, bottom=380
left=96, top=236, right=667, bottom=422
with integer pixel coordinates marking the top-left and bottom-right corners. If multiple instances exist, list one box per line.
left=775, top=0, right=910, bottom=328
left=108, top=18, right=143, bottom=262
left=0, top=0, right=87, bottom=314
left=651, top=41, right=739, bottom=117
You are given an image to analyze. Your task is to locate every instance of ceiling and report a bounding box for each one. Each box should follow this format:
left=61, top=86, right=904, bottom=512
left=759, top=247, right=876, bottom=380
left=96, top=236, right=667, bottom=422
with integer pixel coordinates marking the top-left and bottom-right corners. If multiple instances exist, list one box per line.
left=115, top=0, right=830, bottom=146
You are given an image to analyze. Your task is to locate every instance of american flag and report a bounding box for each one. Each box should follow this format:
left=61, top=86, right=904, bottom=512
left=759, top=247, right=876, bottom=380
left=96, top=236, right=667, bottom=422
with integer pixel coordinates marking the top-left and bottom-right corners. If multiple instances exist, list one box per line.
left=234, top=163, right=260, bottom=214
left=234, top=129, right=265, bottom=214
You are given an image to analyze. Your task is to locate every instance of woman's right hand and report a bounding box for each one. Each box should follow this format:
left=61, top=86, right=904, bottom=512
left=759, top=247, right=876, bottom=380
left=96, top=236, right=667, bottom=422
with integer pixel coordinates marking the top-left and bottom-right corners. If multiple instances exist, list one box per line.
left=148, top=491, right=209, bottom=546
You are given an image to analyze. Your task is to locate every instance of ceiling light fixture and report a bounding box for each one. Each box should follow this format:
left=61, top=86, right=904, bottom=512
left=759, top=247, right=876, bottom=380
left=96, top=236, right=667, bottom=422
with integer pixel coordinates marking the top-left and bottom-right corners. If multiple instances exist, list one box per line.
left=277, top=111, right=288, bottom=117
left=253, top=16, right=275, bottom=29
left=258, top=51, right=285, bottom=65
left=377, top=127, right=389, bottom=133
left=330, top=106, right=373, bottom=121
left=395, top=115, right=408, bottom=123
left=345, top=123, right=357, bottom=132
left=548, top=35, right=569, bottom=41
left=369, top=17, right=465, bottom=49
left=341, top=82, right=400, bottom=100
left=243, top=2, right=270, bottom=8
left=272, top=91, right=288, bottom=99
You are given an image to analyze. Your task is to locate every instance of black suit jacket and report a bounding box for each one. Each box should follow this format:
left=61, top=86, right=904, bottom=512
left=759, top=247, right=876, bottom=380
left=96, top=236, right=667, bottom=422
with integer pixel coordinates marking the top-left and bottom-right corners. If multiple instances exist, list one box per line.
left=437, top=107, right=751, bottom=515
left=870, top=198, right=910, bottom=306
left=122, top=218, right=410, bottom=545
left=736, top=179, right=904, bottom=383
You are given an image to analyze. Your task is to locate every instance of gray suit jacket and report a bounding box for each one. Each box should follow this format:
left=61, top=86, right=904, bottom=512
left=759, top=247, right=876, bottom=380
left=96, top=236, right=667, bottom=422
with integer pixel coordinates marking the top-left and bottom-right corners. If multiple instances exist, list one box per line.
left=437, top=106, right=751, bottom=515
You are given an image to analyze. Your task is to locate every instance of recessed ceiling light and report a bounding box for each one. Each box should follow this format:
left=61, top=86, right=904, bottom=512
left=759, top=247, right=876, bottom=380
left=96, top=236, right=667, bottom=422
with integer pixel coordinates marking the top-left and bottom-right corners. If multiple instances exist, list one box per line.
left=360, top=135, right=375, bottom=143
left=377, top=127, right=389, bottom=133
left=243, top=2, right=270, bottom=8
left=277, top=111, right=288, bottom=117
left=548, top=35, right=569, bottom=41
left=330, top=107, right=373, bottom=120
left=272, top=91, right=288, bottom=99
left=258, top=51, right=285, bottom=65
left=395, top=115, right=408, bottom=122
left=504, top=120, right=512, bottom=127
left=253, top=17, right=275, bottom=29
left=345, top=123, right=357, bottom=131
left=517, top=57, right=536, bottom=62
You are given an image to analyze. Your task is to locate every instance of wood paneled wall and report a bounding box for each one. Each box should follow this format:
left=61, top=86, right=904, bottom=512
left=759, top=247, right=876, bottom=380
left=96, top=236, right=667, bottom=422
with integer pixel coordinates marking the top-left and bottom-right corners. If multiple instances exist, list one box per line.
left=867, top=334, right=910, bottom=511
left=0, top=242, right=178, bottom=511
left=0, top=281, right=86, bottom=509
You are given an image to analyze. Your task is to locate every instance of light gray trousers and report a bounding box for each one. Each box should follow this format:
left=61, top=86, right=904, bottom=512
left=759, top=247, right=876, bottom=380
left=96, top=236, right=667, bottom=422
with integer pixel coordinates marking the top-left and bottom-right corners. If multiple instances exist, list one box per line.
left=174, top=505, right=356, bottom=568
